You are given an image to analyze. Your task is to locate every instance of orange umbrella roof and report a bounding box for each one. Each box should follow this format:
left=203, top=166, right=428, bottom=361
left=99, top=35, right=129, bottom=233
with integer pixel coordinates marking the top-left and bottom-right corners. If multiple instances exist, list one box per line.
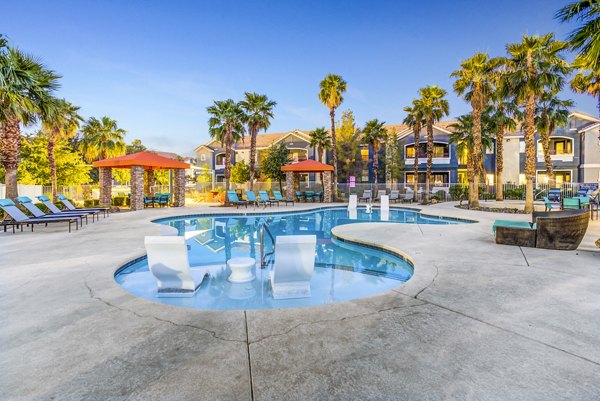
left=92, top=151, right=190, bottom=170
left=281, top=159, right=334, bottom=173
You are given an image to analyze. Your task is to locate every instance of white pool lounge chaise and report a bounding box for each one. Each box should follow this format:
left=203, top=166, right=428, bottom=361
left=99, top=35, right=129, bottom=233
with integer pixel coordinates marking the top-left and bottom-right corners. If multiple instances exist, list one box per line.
left=380, top=195, right=390, bottom=221
left=271, top=235, right=317, bottom=299
left=144, top=236, right=208, bottom=297
left=348, top=194, right=357, bottom=210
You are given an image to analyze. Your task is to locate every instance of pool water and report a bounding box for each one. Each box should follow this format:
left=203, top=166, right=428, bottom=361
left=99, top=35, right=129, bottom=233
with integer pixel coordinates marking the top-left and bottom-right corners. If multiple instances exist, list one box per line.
left=115, top=207, right=468, bottom=310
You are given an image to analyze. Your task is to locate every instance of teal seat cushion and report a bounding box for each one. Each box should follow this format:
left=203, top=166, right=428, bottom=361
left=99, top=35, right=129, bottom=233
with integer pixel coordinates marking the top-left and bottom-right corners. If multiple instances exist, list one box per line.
left=16, top=196, right=32, bottom=203
left=0, top=199, right=16, bottom=207
left=37, top=195, right=50, bottom=201
left=492, top=220, right=533, bottom=233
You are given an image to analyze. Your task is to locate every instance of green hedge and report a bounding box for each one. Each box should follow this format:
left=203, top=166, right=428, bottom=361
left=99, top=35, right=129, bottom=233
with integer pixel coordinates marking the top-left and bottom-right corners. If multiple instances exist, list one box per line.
left=111, top=196, right=130, bottom=207
left=84, top=199, right=100, bottom=208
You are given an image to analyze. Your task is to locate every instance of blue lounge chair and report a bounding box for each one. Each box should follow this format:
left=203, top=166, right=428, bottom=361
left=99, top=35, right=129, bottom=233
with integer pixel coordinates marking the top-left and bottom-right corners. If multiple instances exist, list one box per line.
left=143, top=195, right=155, bottom=208
left=548, top=188, right=561, bottom=202
left=296, top=191, right=306, bottom=202
left=314, top=191, right=323, bottom=203
left=57, top=194, right=109, bottom=217
left=245, top=191, right=267, bottom=208
left=272, top=190, right=294, bottom=205
left=543, top=196, right=556, bottom=212
left=305, top=191, right=315, bottom=202
left=156, top=193, right=171, bottom=207
left=577, top=189, right=589, bottom=197
left=37, top=195, right=100, bottom=222
left=226, top=191, right=248, bottom=208
left=359, top=190, right=372, bottom=203
left=0, top=199, right=79, bottom=233
left=562, top=197, right=581, bottom=210
left=16, top=196, right=90, bottom=225
left=258, top=191, right=278, bottom=206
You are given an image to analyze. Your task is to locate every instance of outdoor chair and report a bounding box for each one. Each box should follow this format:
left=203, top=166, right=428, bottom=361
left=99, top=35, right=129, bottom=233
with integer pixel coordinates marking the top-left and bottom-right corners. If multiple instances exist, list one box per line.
left=562, top=197, right=581, bottom=210
left=258, top=191, right=278, bottom=207
left=295, top=191, right=306, bottom=202
left=154, top=193, right=170, bottom=207
left=548, top=188, right=561, bottom=202
left=270, top=235, right=317, bottom=299
left=374, top=190, right=387, bottom=202
left=380, top=195, right=390, bottom=221
left=347, top=194, right=357, bottom=210
left=577, top=189, right=589, bottom=197
left=37, top=195, right=100, bottom=222
left=144, top=236, right=208, bottom=297
left=246, top=191, right=267, bottom=208
left=226, top=191, right=248, bottom=208
left=543, top=196, right=557, bottom=212
left=0, top=199, right=79, bottom=233
left=16, top=196, right=90, bottom=226
left=314, top=191, right=323, bottom=202
left=57, top=194, right=109, bottom=217
left=389, top=190, right=400, bottom=203
left=305, top=191, right=315, bottom=202
left=359, top=190, right=372, bottom=203
left=143, top=195, right=155, bottom=208
left=272, top=190, right=294, bottom=205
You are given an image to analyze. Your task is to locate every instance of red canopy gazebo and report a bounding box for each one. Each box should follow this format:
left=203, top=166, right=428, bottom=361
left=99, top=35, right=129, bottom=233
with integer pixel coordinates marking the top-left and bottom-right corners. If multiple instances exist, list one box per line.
left=281, top=159, right=334, bottom=202
left=92, top=151, right=190, bottom=210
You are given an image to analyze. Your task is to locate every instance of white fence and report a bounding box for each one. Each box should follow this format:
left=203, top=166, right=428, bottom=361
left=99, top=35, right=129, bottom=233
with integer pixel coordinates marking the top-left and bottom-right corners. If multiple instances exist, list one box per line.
left=0, top=184, right=43, bottom=199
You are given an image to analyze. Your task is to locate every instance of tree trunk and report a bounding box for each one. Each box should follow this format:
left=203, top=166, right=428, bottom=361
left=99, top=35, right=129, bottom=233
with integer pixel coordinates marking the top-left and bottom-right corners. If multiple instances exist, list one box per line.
left=0, top=117, right=21, bottom=200
left=470, top=94, right=482, bottom=208
left=413, top=126, right=420, bottom=201
left=539, top=126, right=554, bottom=187
left=48, top=131, right=58, bottom=202
left=425, top=120, right=433, bottom=203
left=318, top=148, right=324, bottom=190
left=329, top=108, right=337, bottom=200
left=373, top=143, right=379, bottom=189
left=467, top=153, right=476, bottom=209
left=524, top=92, right=536, bottom=213
left=224, top=125, right=232, bottom=192
left=495, top=124, right=504, bottom=201
left=249, top=126, right=257, bottom=190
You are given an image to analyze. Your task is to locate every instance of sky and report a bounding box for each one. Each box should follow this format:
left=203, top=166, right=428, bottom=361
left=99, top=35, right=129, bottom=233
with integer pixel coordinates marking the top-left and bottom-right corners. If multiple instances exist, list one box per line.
left=2, top=0, right=596, bottom=156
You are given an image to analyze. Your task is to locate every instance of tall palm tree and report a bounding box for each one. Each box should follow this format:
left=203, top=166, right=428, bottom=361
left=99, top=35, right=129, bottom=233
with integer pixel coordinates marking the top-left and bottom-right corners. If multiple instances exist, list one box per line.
left=80, top=116, right=127, bottom=162
left=556, top=0, right=600, bottom=72
left=319, top=74, right=347, bottom=198
left=403, top=101, right=425, bottom=201
left=239, top=92, right=276, bottom=189
left=416, top=86, right=449, bottom=202
left=309, top=127, right=332, bottom=188
left=449, top=114, right=494, bottom=205
left=41, top=98, right=83, bottom=201
left=489, top=85, right=518, bottom=201
left=502, top=33, right=570, bottom=213
left=571, top=70, right=600, bottom=116
left=0, top=43, right=60, bottom=200
left=207, top=99, right=245, bottom=191
left=451, top=52, right=500, bottom=208
left=535, top=92, right=574, bottom=185
left=360, top=119, right=388, bottom=187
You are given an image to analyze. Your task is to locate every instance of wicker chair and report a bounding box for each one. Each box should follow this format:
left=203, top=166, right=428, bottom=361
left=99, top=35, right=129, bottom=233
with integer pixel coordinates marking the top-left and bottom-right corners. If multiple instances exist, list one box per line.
left=533, top=209, right=590, bottom=250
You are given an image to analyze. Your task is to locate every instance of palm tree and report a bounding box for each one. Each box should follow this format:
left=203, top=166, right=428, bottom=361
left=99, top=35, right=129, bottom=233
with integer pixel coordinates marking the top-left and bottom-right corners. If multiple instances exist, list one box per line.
left=207, top=99, right=245, bottom=191
left=403, top=101, right=425, bottom=201
left=80, top=116, right=127, bottom=162
left=555, top=1, right=600, bottom=72
left=449, top=113, right=494, bottom=206
left=319, top=74, right=347, bottom=198
left=41, top=98, right=83, bottom=201
left=535, top=92, right=574, bottom=185
left=0, top=42, right=60, bottom=200
left=309, top=127, right=332, bottom=188
left=416, top=86, right=449, bottom=202
left=451, top=52, right=500, bottom=208
left=571, top=70, right=600, bottom=117
left=502, top=33, right=570, bottom=213
left=489, top=85, right=518, bottom=201
left=239, top=92, right=276, bottom=189
left=360, top=119, right=388, bottom=188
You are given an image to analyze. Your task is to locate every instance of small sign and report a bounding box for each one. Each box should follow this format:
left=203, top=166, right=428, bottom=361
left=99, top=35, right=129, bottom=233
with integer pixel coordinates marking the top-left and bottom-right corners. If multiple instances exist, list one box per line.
left=349, top=176, right=356, bottom=188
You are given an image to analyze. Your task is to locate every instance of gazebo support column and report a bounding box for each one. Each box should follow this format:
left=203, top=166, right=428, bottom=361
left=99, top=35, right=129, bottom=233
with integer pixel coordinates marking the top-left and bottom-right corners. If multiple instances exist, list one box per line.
left=130, top=165, right=144, bottom=211
left=145, top=169, right=155, bottom=195
left=99, top=167, right=112, bottom=207
left=285, top=171, right=294, bottom=202
left=173, top=169, right=186, bottom=207
left=323, top=171, right=332, bottom=202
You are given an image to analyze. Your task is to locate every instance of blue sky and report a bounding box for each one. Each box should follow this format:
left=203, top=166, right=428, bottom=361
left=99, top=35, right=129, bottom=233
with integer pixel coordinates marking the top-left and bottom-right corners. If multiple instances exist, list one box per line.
left=2, top=0, right=596, bottom=156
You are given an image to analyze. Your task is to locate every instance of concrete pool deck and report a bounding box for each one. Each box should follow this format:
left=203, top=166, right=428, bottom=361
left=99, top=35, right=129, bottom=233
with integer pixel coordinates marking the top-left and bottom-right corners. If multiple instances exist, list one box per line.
left=1, top=201, right=599, bottom=400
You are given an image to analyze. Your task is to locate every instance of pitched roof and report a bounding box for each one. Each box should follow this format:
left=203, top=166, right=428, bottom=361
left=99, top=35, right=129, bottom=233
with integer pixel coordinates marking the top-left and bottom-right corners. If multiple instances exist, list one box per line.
left=92, top=151, right=190, bottom=170
left=234, top=130, right=311, bottom=150
left=281, top=159, right=334, bottom=172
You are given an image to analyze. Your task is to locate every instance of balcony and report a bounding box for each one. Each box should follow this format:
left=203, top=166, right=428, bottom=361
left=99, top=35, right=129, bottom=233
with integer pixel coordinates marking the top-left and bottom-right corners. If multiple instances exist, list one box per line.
left=406, top=155, right=450, bottom=165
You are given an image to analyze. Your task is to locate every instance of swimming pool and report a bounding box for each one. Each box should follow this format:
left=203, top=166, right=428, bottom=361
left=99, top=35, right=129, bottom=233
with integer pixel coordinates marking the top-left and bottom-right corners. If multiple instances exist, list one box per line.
left=115, top=207, right=470, bottom=310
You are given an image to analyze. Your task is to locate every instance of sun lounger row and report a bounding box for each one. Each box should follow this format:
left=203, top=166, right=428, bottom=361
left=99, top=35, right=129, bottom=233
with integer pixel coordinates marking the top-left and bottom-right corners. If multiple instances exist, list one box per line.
left=0, top=196, right=109, bottom=233
left=226, top=190, right=294, bottom=208
left=357, top=189, right=412, bottom=203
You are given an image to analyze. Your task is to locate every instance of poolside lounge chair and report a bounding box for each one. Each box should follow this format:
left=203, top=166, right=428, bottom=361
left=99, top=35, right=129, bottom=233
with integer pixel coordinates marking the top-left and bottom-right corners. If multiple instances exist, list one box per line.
left=0, top=199, right=79, bottom=233
left=359, top=190, right=372, bottom=203
left=548, top=188, right=561, bottom=202
left=389, top=190, right=400, bottom=203
left=258, top=191, right=278, bottom=207
left=246, top=191, right=267, bottom=208
left=305, top=191, right=315, bottom=202
left=226, top=191, right=248, bottom=208
left=543, top=196, right=557, bottom=212
left=37, top=195, right=100, bottom=222
left=295, top=191, right=306, bottom=202
left=374, top=190, right=386, bottom=202
left=16, top=196, right=90, bottom=225
left=270, top=235, right=317, bottom=299
left=577, top=189, right=589, bottom=197
left=380, top=195, right=390, bottom=221
left=272, top=190, right=294, bottom=205
left=348, top=194, right=357, bottom=210
left=143, top=195, right=155, bottom=208
left=144, top=236, right=208, bottom=297
left=155, top=193, right=171, bottom=207
left=56, top=194, right=109, bottom=217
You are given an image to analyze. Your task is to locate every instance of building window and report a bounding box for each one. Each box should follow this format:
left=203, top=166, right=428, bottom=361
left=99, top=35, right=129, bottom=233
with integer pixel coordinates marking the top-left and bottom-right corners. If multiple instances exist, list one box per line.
left=485, top=174, right=495, bottom=185
left=537, top=170, right=572, bottom=185
left=519, top=141, right=525, bottom=153
left=406, top=143, right=448, bottom=158
left=518, top=174, right=526, bottom=185
left=360, top=148, right=369, bottom=161
left=486, top=144, right=494, bottom=154
left=200, top=154, right=206, bottom=161
left=216, top=154, right=226, bottom=166
left=406, top=172, right=449, bottom=184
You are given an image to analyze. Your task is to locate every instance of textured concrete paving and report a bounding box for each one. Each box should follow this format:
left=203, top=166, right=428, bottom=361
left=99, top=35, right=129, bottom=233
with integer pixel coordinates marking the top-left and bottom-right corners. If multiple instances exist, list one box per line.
left=0, top=202, right=598, bottom=400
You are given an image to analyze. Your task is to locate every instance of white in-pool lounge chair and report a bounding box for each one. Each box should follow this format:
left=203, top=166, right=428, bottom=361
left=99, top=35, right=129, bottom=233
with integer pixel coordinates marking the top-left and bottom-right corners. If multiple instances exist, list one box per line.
left=270, top=235, right=317, bottom=299
left=348, top=194, right=357, bottom=210
left=380, top=195, right=390, bottom=221
left=144, top=236, right=208, bottom=297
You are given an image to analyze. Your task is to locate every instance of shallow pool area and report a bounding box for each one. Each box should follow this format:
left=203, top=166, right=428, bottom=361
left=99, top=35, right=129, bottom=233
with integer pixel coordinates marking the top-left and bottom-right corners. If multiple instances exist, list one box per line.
left=115, top=207, right=471, bottom=310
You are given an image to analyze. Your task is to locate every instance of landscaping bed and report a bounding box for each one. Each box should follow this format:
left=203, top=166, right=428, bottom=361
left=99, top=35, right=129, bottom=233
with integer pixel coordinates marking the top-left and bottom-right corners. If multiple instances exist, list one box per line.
left=455, top=204, right=524, bottom=214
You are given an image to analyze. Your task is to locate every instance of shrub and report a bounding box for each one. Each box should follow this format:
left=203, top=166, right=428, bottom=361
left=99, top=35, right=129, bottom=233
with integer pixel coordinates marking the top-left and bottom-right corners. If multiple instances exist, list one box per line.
left=434, top=190, right=447, bottom=202
left=449, top=185, right=468, bottom=202
left=112, top=196, right=127, bottom=207
left=34, top=203, right=50, bottom=214
left=84, top=199, right=100, bottom=208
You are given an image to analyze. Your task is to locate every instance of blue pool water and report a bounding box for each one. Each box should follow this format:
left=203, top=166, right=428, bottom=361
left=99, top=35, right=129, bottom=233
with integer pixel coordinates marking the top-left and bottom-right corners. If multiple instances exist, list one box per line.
left=115, top=207, right=470, bottom=310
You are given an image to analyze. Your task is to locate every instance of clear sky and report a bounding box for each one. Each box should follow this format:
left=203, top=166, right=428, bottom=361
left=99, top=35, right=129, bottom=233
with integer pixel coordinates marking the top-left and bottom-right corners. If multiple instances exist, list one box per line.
left=2, top=0, right=596, bottom=156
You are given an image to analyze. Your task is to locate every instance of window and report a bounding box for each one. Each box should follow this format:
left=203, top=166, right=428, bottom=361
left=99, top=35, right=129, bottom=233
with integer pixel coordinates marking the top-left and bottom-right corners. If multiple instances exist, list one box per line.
left=486, top=144, right=494, bottom=154
left=361, top=148, right=369, bottom=161
left=200, top=154, right=206, bottom=161
left=550, top=138, right=572, bottom=155
left=406, top=172, right=449, bottom=184
left=485, top=174, right=495, bottom=185
left=406, top=143, right=448, bottom=158
left=518, top=174, right=526, bottom=185
left=519, top=141, right=525, bottom=153
left=537, top=171, right=572, bottom=185
left=216, top=154, right=226, bottom=165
